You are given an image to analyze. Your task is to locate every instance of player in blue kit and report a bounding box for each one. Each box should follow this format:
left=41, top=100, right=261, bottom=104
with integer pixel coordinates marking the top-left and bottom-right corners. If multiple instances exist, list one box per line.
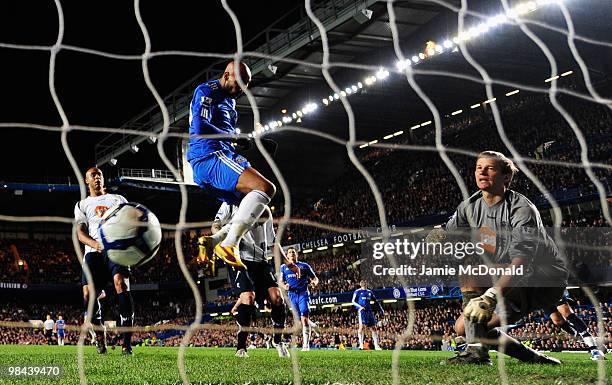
left=55, top=315, right=66, bottom=346
left=280, top=248, right=319, bottom=351
left=352, top=280, right=384, bottom=350
left=189, top=61, right=276, bottom=270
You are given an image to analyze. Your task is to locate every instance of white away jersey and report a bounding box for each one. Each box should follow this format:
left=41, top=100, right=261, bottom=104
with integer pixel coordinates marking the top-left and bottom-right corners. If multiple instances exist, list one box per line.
left=43, top=319, right=54, bottom=331
left=74, top=194, right=128, bottom=254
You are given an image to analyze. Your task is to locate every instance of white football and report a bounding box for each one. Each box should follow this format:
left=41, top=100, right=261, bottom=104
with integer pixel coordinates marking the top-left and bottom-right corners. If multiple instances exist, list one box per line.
left=99, top=202, right=162, bottom=267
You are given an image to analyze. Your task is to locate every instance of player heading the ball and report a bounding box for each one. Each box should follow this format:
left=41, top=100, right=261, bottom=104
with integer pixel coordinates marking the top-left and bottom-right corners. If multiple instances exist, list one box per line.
left=187, top=60, right=276, bottom=270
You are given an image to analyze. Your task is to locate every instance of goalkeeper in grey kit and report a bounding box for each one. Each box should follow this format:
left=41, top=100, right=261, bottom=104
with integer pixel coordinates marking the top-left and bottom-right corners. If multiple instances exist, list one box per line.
left=443, top=151, right=568, bottom=365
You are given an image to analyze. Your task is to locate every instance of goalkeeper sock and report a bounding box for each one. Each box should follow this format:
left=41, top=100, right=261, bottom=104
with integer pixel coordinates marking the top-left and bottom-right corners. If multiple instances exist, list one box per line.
left=221, top=190, right=270, bottom=247
left=372, top=332, right=380, bottom=349
left=270, top=305, right=286, bottom=345
left=486, top=329, right=539, bottom=362
left=358, top=331, right=364, bottom=349
left=236, top=304, right=254, bottom=350
left=464, top=319, right=489, bottom=356
left=118, top=292, right=134, bottom=349
left=461, top=291, right=488, bottom=356
left=565, top=314, right=597, bottom=348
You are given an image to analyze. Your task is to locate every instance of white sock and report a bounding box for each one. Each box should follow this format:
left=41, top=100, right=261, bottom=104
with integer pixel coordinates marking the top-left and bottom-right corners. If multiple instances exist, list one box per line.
left=358, top=331, right=364, bottom=349
left=302, top=326, right=310, bottom=348
left=221, top=190, right=271, bottom=247
left=211, top=223, right=230, bottom=246
left=372, top=332, right=380, bottom=349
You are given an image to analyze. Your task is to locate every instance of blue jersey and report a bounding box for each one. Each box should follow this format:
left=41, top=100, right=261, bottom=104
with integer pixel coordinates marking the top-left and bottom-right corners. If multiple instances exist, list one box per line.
left=281, top=262, right=316, bottom=292
left=55, top=320, right=65, bottom=331
left=352, top=289, right=383, bottom=313
left=187, top=79, right=237, bottom=161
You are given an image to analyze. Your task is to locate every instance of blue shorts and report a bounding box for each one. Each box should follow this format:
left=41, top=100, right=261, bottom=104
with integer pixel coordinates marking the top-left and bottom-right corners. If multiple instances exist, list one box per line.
left=57, top=330, right=65, bottom=338
left=359, top=310, right=377, bottom=327
left=81, top=252, right=130, bottom=288
left=288, top=291, right=310, bottom=317
left=190, top=148, right=251, bottom=205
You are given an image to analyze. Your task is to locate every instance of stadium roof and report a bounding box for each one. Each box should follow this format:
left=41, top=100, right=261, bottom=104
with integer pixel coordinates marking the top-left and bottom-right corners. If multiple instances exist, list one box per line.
left=90, top=0, right=611, bottom=192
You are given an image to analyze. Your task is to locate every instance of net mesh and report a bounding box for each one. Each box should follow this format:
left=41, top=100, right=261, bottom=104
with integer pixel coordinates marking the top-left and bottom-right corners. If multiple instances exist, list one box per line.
left=0, top=0, right=610, bottom=384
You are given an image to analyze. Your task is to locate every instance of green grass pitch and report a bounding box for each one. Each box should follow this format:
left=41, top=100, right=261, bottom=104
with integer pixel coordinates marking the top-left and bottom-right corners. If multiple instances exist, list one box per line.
left=0, top=345, right=608, bottom=385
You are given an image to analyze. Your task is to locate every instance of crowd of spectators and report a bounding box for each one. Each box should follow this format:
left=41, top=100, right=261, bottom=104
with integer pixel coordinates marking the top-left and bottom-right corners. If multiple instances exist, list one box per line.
left=0, top=91, right=610, bottom=353
left=2, top=295, right=610, bottom=354
left=0, top=235, right=202, bottom=285
left=0, top=205, right=608, bottom=295
left=0, top=298, right=195, bottom=346
left=282, top=92, right=611, bottom=242
left=1, top=92, right=610, bottom=287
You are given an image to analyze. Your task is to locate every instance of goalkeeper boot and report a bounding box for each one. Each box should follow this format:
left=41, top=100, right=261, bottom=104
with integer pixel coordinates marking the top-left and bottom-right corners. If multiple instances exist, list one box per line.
left=442, top=350, right=492, bottom=366
left=197, top=236, right=214, bottom=264
left=214, top=244, right=246, bottom=269
left=533, top=353, right=561, bottom=365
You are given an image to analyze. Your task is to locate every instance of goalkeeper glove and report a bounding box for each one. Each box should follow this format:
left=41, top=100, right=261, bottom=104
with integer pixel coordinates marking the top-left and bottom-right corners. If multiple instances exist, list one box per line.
left=463, top=288, right=497, bottom=324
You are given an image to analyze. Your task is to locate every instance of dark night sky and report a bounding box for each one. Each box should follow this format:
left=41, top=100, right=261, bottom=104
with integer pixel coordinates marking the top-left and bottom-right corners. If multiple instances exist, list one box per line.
left=0, top=0, right=304, bottom=180
left=1, top=0, right=610, bottom=221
